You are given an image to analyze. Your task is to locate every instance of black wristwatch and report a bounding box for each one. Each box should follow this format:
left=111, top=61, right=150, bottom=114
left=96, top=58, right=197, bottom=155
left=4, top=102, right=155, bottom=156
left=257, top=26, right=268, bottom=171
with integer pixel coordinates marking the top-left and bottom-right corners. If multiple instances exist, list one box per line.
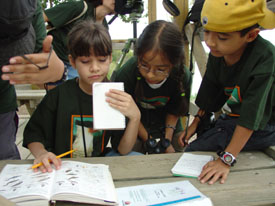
left=217, top=150, right=236, bottom=166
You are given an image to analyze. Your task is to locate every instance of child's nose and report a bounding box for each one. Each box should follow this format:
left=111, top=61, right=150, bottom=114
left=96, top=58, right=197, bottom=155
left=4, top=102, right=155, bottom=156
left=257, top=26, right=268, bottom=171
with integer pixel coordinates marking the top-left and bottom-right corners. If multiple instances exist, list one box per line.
left=205, top=32, right=216, bottom=47
left=89, top=62, right=100, bottom=72
left=147, top=70, right=156, bottom=78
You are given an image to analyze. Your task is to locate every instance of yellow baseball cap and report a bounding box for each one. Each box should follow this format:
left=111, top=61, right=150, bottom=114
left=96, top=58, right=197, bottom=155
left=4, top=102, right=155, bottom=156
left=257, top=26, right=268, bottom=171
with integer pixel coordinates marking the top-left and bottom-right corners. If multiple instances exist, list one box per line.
left=201, top=0, right=275, bottom=32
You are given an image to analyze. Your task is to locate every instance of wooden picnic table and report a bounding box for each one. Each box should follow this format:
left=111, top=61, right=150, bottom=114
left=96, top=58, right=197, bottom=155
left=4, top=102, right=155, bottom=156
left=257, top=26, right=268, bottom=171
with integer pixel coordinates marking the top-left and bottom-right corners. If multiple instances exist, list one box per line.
left=0, top=151, right=274, bottom=206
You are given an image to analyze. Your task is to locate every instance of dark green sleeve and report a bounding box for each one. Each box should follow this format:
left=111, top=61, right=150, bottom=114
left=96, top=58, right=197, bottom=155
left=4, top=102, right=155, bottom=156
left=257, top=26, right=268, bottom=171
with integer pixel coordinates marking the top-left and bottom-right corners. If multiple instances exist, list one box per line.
left=195, top=55, right=228, bottom=112
left=23, top=90, right=58, bottom=151
left=113, top=56, right=139, bottom=96
left=32, top=0, right=47, bottom=53
left=44, top=1, right=84, bottom=29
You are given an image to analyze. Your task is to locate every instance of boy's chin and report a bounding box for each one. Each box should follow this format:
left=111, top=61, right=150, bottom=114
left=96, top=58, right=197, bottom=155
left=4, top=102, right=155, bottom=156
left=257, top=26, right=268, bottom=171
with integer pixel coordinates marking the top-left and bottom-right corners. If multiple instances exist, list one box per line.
left=210, top=51, right=223, bottom=57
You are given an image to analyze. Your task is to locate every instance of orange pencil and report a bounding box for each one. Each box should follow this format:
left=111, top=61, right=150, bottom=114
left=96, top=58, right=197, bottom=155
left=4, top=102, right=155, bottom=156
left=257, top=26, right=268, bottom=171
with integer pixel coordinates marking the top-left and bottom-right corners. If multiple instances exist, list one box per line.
left=31, top=149, right=75, bottom=169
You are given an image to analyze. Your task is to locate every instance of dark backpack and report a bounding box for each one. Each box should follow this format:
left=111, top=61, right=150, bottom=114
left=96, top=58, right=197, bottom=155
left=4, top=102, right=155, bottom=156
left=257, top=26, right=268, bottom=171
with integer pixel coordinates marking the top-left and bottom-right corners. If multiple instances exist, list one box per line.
left=0, top=0, right=37, bottom=43
left=184, top=0, right=205, bottom=26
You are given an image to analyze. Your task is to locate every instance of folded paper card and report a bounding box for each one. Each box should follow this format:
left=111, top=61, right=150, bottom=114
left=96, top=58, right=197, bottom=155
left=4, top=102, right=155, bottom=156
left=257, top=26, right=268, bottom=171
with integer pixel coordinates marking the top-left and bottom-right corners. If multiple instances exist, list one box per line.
left=93, top=82, right=125, bottom=130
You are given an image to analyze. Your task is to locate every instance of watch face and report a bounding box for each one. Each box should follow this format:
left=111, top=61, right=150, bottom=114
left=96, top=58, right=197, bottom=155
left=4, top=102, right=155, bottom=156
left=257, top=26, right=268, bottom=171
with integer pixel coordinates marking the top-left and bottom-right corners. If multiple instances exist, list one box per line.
left=224, top=154, right=233, bottom=163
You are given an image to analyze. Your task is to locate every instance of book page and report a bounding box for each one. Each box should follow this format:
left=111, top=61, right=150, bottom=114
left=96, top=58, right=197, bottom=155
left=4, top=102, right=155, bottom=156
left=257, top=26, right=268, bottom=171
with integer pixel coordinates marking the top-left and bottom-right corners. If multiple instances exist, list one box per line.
left=0, top=164, right=54, bottom=201
left=171, top=153, right=214, bottom=177
left=51, top=161, right=117, bottom=204
left=116, top=180, right=212, bottom=206
left=93, top=82, right=125, bottom=130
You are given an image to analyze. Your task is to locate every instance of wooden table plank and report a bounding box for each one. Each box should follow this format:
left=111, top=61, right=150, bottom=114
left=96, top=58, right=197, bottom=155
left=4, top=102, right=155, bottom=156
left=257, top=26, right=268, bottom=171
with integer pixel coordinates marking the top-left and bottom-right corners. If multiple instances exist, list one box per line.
left=1, top=152, right=274, bottom=180
left=114, top=168, right=275, bottom=206
left=0, top=152, right=274, bottom=206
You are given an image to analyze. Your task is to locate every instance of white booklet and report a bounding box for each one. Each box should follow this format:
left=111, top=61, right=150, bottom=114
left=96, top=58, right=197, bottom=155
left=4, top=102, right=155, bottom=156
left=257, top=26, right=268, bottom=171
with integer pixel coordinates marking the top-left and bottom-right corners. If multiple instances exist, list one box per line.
left=93, top=82, right=125, bottom=130
left=116, top=180, right=213, bottom=206
left=0, top=161, right=118, bottom=206
left=171, top=153, right=214, bottom=178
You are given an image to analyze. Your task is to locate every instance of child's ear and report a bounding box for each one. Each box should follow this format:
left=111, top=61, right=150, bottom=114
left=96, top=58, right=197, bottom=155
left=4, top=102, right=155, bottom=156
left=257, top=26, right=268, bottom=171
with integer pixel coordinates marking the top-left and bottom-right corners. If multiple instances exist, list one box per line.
left=68, top=55, right=76, bottom=69
left=246, top=28, right=260, bottom=43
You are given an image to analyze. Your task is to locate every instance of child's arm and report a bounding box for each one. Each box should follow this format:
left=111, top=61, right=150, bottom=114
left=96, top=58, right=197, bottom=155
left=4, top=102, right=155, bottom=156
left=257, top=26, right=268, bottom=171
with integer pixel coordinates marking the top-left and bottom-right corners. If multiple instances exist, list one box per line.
left=198, top=125, right=253, bottom=185
left=164, top=114, right=179, bottom=153
left=106, top=89, right=141, bottom=155
left=28, top=142, right=62, bottom=173
left=138, top=122, right=149, bottom=142
left=178, top=109, right=205, bottom=147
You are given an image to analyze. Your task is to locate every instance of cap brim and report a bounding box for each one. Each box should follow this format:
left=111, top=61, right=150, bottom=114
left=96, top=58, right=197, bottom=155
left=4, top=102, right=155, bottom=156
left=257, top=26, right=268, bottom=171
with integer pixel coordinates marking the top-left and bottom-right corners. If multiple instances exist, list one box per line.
left=259, top=7, right=275, bottom=29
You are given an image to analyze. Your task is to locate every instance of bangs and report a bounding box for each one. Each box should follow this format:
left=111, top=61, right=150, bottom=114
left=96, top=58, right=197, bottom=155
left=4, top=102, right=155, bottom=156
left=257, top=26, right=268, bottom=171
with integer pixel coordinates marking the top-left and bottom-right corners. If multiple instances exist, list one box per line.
left=68, top=20, right=112, bottom=59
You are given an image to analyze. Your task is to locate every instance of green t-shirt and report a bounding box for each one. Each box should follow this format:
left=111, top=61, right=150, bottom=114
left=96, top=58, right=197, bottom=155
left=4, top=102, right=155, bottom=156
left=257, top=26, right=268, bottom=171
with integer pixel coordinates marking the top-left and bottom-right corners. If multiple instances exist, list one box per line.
left=23, top=79, right=122, bottom=157
left=32, top=0, right=46, bottom=53
left=196, top=35, right=275, bottom=130
left=114, top=56, right=192, bottom=134
left=45, top=1, right=108, bottom=63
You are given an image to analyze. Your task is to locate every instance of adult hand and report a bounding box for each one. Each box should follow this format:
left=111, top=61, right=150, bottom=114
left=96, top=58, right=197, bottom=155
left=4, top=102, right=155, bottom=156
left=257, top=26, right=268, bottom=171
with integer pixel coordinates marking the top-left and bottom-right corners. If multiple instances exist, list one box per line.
left=1, top=35, right=64, bottom=85
left=32, top=151, right=62, bottom=173
left=198, top=158, right=230, bottom=184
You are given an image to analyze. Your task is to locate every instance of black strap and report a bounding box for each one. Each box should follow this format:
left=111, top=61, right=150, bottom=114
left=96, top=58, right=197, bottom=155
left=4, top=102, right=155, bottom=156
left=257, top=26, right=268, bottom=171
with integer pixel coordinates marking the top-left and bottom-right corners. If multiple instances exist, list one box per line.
left=76, top=78, right=88, bottom=157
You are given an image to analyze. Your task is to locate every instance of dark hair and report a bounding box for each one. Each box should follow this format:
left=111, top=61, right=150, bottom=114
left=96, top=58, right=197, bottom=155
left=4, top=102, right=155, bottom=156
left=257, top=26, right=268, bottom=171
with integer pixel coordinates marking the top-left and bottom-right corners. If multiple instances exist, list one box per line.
left=85, top=0, right=102, bottom=7
left=136, top=20, right=184, bottom=66
left=68, top=19, right=112, bottom=59
left=239, top=24, right=259, bottom=37
left=135, top=20, right=188, bottom=116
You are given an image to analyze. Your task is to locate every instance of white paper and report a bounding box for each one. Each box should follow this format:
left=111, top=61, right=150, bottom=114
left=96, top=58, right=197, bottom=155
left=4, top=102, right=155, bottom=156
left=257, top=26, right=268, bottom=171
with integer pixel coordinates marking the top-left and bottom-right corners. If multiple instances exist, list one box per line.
left=116, top=180, right=212, bottom=206
left=93, top=82, right=125, bottom=130
left=171, top=153, right=214, bottom=178
left=0, top=162, right=118, bottom=205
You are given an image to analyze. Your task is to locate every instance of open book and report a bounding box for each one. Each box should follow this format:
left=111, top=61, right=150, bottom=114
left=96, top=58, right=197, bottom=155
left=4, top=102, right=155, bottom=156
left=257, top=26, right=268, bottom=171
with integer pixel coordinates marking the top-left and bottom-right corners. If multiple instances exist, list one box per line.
left=116, top=180, right=213, bottom=206
left=171, top=153, right=214, bottom=178
left=0, top=161, right=118, bottom=206
left=93, top=82, right=125, bottom=130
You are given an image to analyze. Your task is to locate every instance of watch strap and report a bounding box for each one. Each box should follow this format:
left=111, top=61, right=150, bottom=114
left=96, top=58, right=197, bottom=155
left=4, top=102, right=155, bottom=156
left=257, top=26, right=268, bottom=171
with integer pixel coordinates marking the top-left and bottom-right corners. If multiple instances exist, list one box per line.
left=217, top=150, right=236, bottom=166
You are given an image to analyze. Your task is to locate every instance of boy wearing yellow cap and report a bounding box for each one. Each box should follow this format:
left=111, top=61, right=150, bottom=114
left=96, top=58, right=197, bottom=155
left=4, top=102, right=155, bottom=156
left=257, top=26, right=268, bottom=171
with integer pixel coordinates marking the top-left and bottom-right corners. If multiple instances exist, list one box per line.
left=178, top=0, right=275, bottom=184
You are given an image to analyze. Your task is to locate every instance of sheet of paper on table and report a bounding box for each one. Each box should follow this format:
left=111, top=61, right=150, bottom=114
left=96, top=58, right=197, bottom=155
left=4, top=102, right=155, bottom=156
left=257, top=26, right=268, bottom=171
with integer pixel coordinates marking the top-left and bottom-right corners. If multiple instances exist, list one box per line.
left=116, top=180, right=213, bottom=206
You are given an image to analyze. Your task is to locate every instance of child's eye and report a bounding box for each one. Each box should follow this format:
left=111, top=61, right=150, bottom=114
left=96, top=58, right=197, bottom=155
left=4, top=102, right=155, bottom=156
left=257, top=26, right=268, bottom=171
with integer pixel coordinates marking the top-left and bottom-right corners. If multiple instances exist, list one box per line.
left=156, top=68, right=168, bottom=75
left=141, top=63, right=148, bottom=68
left=97, top=56, right=108, bottom=62
left=81, top=60, right=89, bottom=64
left=218, top=36, right=228, bottom=41
left=157, top=68, right=166, bottom=72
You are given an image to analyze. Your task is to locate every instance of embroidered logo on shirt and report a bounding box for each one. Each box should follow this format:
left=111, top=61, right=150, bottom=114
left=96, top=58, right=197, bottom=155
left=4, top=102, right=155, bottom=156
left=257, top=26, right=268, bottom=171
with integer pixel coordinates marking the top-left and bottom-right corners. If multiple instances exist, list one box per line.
left=223, top=86, right=242, bottom=115
left=71, top=115, right=104, bottom=157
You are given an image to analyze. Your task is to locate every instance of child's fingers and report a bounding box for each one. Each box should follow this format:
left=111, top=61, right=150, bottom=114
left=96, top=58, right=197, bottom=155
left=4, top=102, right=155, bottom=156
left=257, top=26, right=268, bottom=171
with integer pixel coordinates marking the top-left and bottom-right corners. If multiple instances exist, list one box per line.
left=178, top=132, right=186, bottom=147
left=41, top=159, right=53, bottom=173
left=51, top=157, right=62, bottom=170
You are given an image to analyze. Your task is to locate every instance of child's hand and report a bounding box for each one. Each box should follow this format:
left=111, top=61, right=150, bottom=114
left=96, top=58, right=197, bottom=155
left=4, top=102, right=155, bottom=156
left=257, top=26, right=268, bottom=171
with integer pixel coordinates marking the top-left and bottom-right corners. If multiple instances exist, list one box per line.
left=178, top=122, right=197, bottom=147
left=165, top=145, right=175, bottom=153
left=33, top=152, right=62, bottom=173
left=198, top=158, right=230, bottom=185
left=106, top=89, right=141, bottom=120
